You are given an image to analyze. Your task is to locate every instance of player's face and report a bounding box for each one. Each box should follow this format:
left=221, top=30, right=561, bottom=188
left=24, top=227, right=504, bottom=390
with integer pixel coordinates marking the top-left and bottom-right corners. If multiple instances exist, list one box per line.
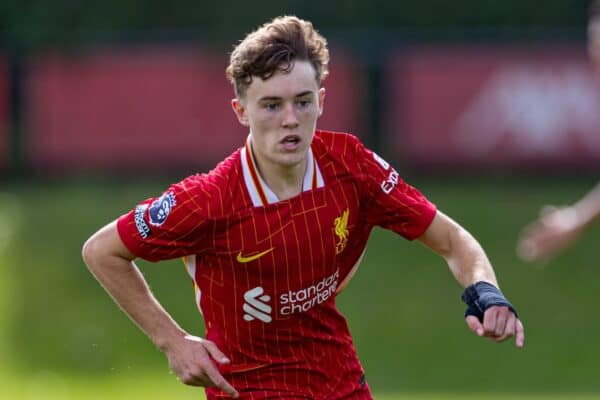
left=232, top=60, right=325, bottom=170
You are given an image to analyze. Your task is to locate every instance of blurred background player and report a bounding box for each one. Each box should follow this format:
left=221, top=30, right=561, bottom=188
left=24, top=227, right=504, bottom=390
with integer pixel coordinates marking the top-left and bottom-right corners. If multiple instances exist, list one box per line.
left=83, top=15, right=524, bottom=399
left=517, top=1, right=600, bottom=264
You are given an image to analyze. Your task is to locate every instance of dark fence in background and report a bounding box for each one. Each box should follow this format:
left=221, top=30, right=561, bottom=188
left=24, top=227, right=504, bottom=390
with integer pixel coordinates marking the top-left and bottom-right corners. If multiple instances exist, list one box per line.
left=0, top=1, right=586, bottom=48
left=0, top=55, right=7, bottom=173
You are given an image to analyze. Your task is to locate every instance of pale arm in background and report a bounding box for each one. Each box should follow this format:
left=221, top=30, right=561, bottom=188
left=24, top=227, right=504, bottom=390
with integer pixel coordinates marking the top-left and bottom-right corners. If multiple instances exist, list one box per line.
left=517, top=182, right=600, bottom=264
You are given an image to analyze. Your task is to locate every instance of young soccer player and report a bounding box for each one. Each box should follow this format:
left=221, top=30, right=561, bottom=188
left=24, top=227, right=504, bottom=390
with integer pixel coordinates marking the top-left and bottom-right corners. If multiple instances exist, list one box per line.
left=82, top=16, right=524, bottom=399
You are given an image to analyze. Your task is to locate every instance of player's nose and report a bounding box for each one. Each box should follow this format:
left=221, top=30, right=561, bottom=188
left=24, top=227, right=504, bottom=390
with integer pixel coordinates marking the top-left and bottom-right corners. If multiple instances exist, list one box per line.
left=281, top=103, right=299, bottom=128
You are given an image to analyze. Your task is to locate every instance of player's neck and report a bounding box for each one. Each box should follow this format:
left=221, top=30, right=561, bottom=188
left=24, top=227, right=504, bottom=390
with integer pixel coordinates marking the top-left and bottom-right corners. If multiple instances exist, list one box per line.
left=253, top=156, right=306, bottom=201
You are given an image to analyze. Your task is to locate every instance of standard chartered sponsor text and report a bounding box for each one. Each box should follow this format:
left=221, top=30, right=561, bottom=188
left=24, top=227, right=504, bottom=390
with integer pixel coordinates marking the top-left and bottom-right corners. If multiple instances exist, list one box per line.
left=280, top=269, right=339, bottom=315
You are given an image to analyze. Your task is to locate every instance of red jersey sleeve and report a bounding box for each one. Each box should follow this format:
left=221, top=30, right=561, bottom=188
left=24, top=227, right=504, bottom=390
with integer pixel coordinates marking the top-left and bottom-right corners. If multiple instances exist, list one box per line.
left=351, top=137, right=436, bottom=240
left=117, top=175, right=210, bottom=262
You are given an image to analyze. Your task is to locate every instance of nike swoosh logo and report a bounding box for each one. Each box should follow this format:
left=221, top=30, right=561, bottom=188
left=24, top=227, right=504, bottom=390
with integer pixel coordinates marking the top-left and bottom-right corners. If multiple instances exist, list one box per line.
left=236, top=248, right=274, bottom=263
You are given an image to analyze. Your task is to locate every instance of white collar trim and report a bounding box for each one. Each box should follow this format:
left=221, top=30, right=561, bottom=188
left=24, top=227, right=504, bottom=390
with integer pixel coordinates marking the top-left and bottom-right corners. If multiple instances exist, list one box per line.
left=241, top=134, right=324, bottom=207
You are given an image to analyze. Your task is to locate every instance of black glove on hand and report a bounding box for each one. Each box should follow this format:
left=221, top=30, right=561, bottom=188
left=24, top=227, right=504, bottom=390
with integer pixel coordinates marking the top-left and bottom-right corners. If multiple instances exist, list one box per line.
left=461, top=281, right=518, bottom=322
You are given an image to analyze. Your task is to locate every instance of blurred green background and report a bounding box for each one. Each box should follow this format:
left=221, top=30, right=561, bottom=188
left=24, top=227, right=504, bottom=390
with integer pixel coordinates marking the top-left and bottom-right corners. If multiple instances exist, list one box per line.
left=2, top=177, right=599, bottom=399
left=2, top=1, right=600, bottom=399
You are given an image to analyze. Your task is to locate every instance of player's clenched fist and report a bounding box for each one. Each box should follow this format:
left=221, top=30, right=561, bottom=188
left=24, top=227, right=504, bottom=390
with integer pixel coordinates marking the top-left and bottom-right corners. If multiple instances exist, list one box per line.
left=166, top=334, right=239, bottom=398
left=461, top=281, right=525, bottom=348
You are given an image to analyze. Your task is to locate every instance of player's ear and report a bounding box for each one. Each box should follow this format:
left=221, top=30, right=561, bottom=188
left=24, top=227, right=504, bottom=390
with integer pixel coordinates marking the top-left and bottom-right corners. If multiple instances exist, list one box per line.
left=317, top=88, right=325, bottom=117
left=231, top=98, right=250, bottom=127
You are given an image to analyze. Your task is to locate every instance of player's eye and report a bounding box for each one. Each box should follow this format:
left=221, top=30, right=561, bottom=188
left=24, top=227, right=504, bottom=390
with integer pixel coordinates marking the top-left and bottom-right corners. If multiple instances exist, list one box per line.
left=296, top=99, right=311, bottom=108
left=263, top=102, right=280, bottom=110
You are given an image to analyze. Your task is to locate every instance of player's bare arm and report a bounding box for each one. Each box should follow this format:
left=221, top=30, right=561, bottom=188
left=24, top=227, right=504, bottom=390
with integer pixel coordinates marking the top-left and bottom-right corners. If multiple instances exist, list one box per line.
left=418, top=211, right=525, bottom=348
left=82, top=222, right=239, bottom=398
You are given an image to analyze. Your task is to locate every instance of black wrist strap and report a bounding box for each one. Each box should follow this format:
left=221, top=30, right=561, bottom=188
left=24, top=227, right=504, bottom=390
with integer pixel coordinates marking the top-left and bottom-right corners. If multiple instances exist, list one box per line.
left=461, top=281, right=519, bottom=322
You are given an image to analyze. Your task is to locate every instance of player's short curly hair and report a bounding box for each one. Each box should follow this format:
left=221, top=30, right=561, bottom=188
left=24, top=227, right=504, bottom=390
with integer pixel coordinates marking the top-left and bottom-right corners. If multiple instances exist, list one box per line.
left=226, top=16, right=330, bottom=98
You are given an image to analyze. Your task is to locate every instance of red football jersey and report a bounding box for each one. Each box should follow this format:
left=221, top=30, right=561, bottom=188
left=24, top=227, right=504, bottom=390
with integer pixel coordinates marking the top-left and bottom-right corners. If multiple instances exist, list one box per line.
left=117, top=130, right=436, bottom=399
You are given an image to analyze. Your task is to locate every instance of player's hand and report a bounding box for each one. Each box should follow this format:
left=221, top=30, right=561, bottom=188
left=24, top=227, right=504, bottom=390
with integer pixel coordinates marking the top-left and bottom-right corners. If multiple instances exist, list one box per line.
left=517, top=205, right=582, bottom=264
left=465, top=305, right=524, bottom=348
left=165, top=334, right=239, bottom=398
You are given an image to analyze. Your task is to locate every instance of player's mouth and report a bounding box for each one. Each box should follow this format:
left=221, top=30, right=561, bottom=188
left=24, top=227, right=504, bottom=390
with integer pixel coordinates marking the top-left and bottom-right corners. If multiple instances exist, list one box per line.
left=280, top=135, right=301, bottom=151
